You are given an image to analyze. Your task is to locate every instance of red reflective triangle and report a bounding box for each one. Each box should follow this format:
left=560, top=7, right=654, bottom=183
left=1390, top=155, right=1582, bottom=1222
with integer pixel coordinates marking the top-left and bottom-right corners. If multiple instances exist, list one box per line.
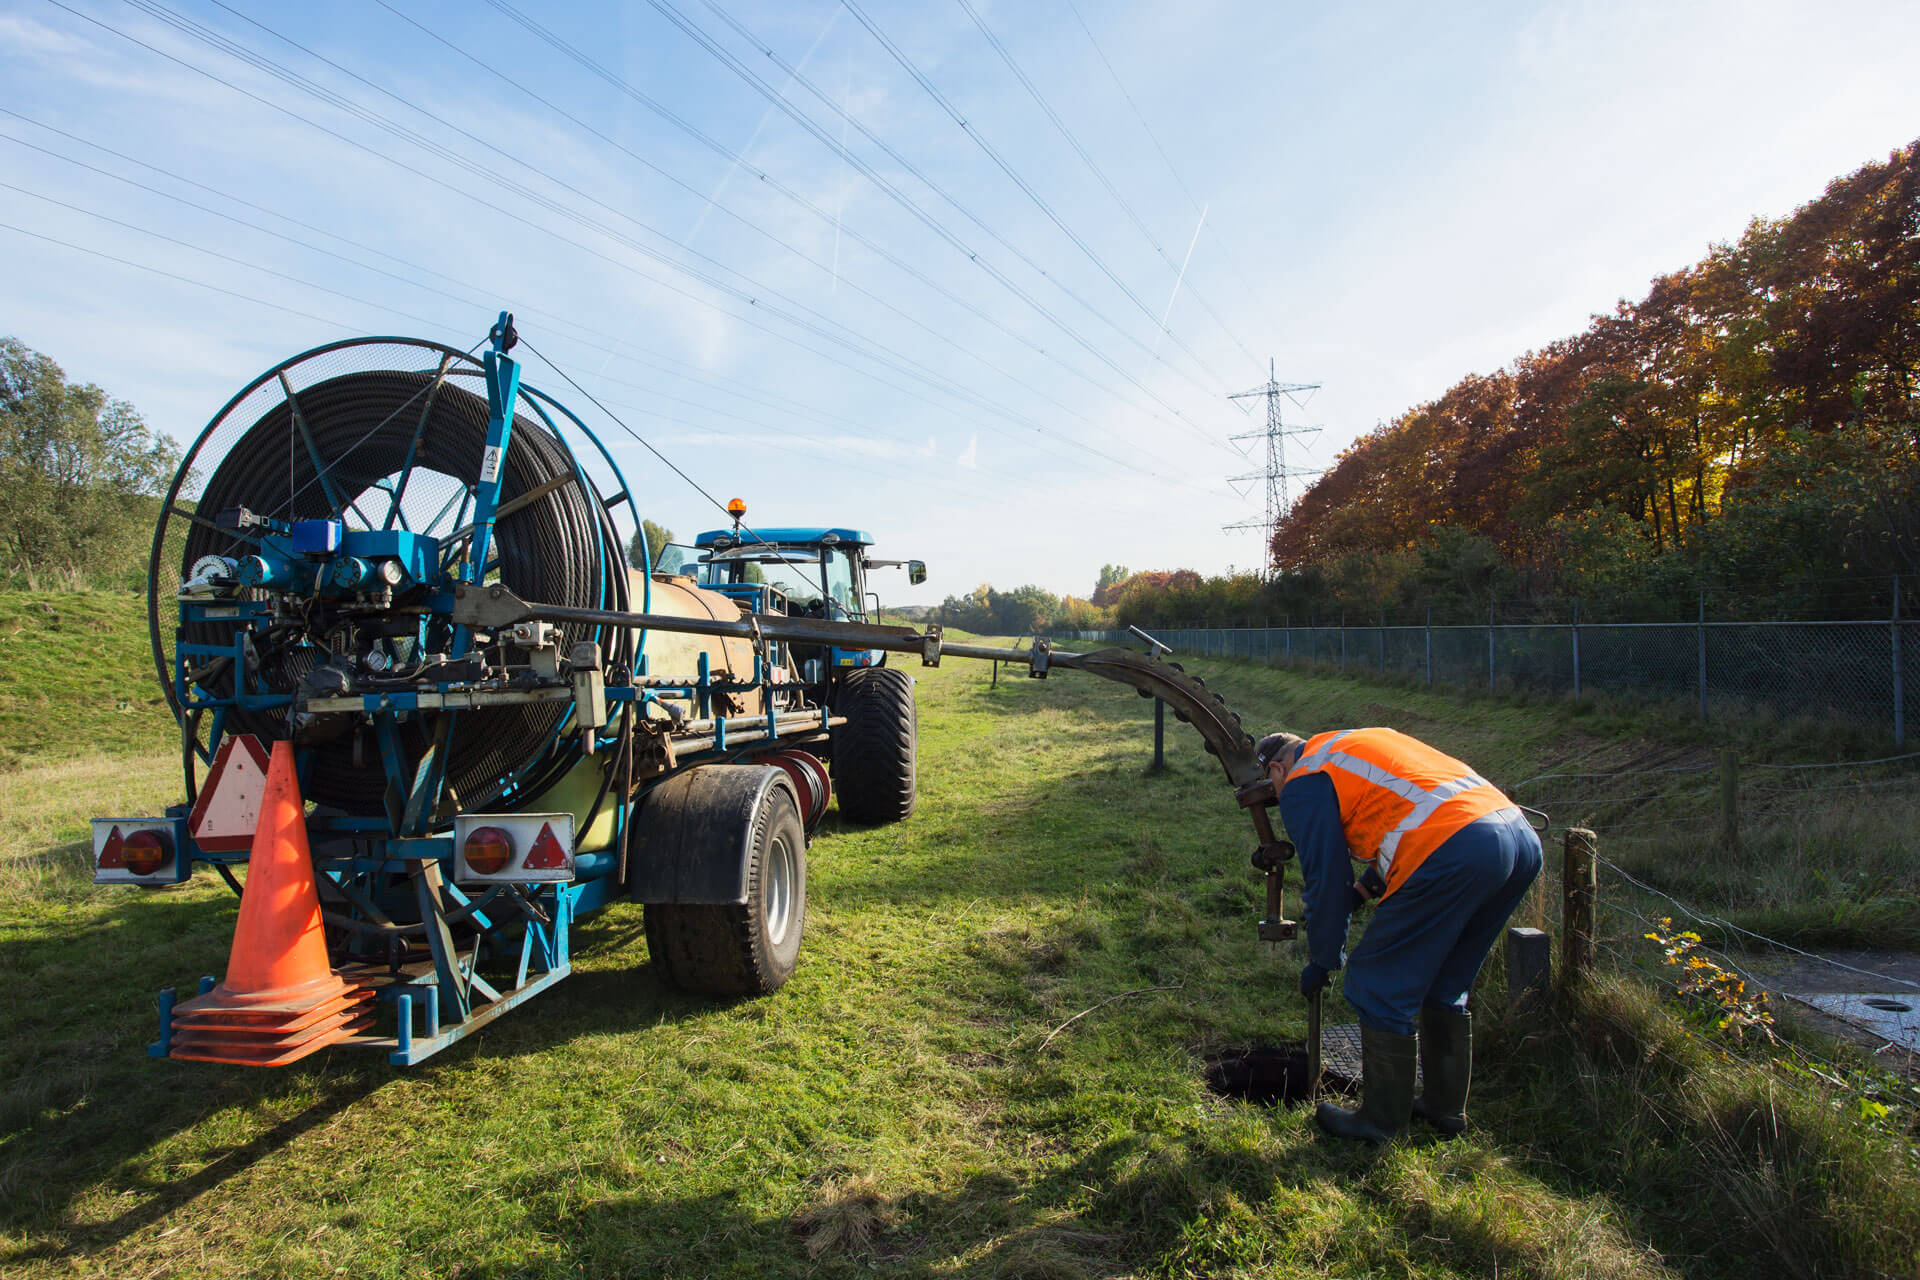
left=99, top=825, right=126, bottom=868
left=523, top=822, right=569, bottom=870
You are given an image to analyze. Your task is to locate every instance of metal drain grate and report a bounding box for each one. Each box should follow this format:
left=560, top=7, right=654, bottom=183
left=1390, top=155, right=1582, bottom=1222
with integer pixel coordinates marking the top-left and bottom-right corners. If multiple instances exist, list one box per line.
left=1320, top=1022, right=1423, bottom=1087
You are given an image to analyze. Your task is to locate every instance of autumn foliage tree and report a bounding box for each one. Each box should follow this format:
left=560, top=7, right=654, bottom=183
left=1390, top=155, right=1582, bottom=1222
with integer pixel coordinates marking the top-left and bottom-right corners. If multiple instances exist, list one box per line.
left=1258, top=140, right=1920, bottom=618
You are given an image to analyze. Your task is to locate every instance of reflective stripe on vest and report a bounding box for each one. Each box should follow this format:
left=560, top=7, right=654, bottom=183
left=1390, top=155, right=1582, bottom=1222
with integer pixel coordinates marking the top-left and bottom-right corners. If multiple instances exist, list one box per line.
left=1283, top=728, right=1509, bottom=899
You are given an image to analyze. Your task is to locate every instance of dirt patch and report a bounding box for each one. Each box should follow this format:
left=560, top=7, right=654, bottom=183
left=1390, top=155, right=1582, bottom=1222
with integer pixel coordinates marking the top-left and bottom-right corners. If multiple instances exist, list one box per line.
left=1202, top=1043, right=1358, bottom=1107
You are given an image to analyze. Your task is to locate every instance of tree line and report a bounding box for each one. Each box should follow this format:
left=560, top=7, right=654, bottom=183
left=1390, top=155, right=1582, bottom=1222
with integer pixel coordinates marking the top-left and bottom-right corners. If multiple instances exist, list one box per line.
left=0, top=337, right=180, bottom=591
left=1104, top=140, right=1920, bottom=628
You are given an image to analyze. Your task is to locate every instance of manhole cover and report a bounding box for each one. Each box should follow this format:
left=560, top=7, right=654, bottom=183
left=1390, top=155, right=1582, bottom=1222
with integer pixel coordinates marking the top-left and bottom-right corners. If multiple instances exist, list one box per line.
left=1798, top=993, right=1920, bottom=1049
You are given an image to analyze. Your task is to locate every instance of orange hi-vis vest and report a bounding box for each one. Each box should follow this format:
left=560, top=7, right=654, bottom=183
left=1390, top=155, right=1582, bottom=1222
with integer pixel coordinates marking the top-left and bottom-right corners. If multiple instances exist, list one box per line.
left=1284, top=727, right=1512, bottom=901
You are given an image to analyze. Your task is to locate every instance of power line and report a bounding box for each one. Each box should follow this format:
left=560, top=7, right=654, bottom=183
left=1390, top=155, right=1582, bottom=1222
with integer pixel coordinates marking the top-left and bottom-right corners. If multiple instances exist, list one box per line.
left=951, top=0, right=1260, bottom=374
left=681, top=0, right=1240, bottom=445
left=0, top=219, right=361, bottom=328
left=1058, top=0, right=1267, bottom=329
left=0, top=107, right=1003, bottom=460
left=370, top=1, right=1233, bottom=463
left=54, top=0, right=1188, bottom=485
left=193, top=0, right=1192, bottom=478
left=122, top=0, right=1125, bottom=471
left=0, top=159, right=1017, bottom=502
left=502, top=0, right=1232, bottom=452
left=835, top=0, right=1232, bottom=394
left=0, top=202, right=996, bottom=507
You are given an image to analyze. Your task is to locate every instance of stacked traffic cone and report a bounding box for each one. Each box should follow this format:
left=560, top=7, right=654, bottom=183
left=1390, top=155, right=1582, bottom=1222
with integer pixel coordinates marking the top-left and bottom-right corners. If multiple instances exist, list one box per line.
left=169, top=741, right=379, bottom=1066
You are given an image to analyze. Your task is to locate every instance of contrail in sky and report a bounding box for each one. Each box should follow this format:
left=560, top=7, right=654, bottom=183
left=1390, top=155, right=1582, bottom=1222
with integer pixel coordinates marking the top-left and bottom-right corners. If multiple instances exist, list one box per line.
left=684, top=5, right=841, bottom=251
left=1153, top=203, right=1207, bottom=354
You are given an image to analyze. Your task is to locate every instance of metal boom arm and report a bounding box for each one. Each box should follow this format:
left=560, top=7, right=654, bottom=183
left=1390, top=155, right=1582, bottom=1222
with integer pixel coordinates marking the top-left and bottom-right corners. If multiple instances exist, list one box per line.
left=452, top=584, right=1298, bottom=938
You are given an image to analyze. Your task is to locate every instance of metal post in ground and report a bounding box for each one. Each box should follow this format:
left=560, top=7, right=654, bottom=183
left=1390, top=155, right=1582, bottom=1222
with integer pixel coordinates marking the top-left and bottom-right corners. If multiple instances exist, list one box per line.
left=1425, top=605, right=1432, bottom=687
left=1720, top=749, right=1739, bottom=854
left=1894, top=575, right=1905, bottom=750
left=1571, top=598, right=1581, bottom=699
left=1506, top=927, right=1552, bottom=1018
left=1697, top=588, right=1708, bottom=720
left=1341, top=611, right=1347, bottom=672
left=1487, top=603, right=1496, bottom=692
left=1129, top=626, right=1173, bottom=774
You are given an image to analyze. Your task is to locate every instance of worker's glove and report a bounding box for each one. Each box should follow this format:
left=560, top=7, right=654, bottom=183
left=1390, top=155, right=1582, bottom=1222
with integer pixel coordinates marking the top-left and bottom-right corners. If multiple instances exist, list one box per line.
left=1299, top=962, right=1331, bottom=997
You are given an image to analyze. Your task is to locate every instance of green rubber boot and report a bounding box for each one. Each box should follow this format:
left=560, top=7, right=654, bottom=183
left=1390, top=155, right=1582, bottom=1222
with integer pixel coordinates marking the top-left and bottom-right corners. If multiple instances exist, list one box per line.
left=1411, top=1007, right=1472, bottom=1138
left=1315, top=1026, right=1416, bottom=1143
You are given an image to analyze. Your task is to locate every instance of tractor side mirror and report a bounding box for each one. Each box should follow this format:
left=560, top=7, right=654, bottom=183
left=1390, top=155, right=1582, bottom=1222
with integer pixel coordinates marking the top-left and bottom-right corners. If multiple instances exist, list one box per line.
left=907, top=560, right=926, bottom=586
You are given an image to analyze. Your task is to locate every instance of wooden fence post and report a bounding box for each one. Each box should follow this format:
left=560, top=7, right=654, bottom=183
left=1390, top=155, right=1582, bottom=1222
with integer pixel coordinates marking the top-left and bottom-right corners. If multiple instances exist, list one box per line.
left=1562, top=828, right=1597, bottom=983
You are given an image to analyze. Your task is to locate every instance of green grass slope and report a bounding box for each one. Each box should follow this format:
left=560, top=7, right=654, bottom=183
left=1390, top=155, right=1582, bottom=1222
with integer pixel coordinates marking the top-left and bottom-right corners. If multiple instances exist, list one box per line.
left=0, top=590, right=173, bottom=772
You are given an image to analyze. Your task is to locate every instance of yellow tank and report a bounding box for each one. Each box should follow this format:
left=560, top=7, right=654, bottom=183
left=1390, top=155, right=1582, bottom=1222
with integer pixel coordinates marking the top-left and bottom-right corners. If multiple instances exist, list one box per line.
left=521, top=570, right=771, bottom=851
left=632, top=570, right=769, bottom=718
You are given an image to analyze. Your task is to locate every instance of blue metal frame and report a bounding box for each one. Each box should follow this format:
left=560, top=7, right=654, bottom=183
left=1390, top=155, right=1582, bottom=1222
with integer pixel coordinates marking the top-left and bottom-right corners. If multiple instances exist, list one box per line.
left=141, top=311, right=845, bottom=1069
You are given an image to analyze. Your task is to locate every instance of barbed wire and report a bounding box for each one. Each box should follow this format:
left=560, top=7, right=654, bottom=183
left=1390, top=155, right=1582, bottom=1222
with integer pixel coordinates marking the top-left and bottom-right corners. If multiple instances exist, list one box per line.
left=1593, top=851, right=1920, bottom=993
left=1746, top=751, right=1920, bottom=772
left=1591, top=876, right=1914, bottom=1064
left=1587, top=934, right=1902, bottom=1093
left=1511, top=763, right=1719, bottom=788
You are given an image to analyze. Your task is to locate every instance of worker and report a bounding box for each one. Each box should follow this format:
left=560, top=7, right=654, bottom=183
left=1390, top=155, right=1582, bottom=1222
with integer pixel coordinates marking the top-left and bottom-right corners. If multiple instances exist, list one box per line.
left=1255, top=727, right=1541, bottom=1143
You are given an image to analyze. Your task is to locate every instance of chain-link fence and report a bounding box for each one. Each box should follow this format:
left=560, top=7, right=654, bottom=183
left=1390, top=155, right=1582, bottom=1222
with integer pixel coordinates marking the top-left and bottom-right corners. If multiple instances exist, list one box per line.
left=1067, top=617, right=1918, bottom=747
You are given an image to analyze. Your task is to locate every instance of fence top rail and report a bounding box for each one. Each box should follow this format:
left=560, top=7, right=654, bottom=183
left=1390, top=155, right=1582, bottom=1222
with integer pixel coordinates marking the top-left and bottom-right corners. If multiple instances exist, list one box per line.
left=1159, top=619, right=1913, bottom=632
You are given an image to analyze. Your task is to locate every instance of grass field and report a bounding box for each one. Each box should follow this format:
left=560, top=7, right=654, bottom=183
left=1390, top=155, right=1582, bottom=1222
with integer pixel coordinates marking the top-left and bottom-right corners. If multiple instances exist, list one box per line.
left=2, top=604, right=1917, bottom=1277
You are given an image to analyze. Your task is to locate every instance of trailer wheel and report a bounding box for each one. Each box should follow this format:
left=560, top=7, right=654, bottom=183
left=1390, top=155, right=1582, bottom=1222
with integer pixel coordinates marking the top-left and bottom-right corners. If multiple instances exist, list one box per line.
left=643, top=781, right=807, bottom=996
left=831, top=666, right=917, bottom=824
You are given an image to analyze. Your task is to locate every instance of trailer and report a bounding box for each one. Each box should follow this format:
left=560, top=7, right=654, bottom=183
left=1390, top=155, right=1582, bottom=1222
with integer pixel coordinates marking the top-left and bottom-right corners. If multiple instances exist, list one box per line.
left=98, top=314, right=1300, bottom=1068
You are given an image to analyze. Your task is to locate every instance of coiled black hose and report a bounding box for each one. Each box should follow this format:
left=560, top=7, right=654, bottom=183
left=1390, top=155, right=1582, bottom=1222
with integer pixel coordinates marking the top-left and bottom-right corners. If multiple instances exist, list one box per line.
left=173, top=368, right=629, bottom=815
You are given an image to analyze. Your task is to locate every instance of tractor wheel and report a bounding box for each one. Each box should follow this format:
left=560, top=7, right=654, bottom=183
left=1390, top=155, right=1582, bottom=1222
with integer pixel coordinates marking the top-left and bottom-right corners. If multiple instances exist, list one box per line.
left=644, top=781, right=806, bottom=996
left=830, top=666, right=917, bottom=824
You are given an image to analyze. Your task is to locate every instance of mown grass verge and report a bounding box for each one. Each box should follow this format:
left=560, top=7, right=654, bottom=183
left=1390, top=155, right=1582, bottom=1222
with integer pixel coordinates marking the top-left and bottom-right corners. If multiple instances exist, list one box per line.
left=1, top=635, right=1915, bottom=1277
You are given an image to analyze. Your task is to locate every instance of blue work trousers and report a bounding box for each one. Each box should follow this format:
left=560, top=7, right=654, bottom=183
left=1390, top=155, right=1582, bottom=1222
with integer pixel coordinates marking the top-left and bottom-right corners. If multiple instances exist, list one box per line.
left=1341, top=812, right=1543, bottom=1036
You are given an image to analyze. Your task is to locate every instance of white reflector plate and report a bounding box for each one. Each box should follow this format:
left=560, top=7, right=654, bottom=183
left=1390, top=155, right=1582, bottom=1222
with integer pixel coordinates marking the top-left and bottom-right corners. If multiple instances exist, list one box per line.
left=452, top=812, right=576, bottom=883
left=92, top=818, right=184, bottom=884
left=188, top=734, right=271, bottom=852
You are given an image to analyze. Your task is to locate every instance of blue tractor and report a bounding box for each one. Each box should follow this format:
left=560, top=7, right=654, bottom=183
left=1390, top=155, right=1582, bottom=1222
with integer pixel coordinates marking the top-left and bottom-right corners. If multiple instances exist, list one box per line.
left=655, top=518, right=928, bottom=824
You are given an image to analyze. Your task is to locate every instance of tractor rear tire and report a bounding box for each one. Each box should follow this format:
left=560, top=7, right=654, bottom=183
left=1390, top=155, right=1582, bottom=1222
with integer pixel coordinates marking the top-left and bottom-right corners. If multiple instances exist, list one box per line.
left=831, top=666, right=917, bottom=824
left=644, top=782, right=807, bottom=997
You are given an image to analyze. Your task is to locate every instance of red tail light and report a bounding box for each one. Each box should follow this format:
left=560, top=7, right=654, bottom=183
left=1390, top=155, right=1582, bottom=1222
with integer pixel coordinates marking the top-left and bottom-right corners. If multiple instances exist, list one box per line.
left=122, top=829, right=170, bottom=876
left=464, top=826, right=513, bottom=875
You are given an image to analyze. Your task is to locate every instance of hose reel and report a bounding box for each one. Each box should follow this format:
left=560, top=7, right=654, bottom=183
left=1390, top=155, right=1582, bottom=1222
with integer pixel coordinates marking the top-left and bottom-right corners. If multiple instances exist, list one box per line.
left=149, top=336, right=635, bottom=817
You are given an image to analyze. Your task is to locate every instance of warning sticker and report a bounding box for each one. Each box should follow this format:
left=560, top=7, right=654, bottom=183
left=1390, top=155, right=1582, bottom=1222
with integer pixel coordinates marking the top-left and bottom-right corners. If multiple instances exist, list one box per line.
left=479, top=444, right=503, bottom=485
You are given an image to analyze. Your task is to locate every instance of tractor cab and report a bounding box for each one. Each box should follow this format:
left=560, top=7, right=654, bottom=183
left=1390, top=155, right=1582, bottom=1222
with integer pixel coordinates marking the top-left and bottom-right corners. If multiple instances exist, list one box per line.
left=657, top=512, right=925, bottom=695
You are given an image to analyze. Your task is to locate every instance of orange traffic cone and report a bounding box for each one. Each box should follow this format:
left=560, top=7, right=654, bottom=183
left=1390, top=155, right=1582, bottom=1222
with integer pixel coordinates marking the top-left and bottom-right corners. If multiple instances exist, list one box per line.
left=169, top=740, right=378, bottom=1066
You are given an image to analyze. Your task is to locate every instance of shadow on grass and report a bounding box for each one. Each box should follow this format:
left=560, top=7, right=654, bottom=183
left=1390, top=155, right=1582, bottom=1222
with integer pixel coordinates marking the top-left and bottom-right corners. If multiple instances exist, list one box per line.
left=0, top=900, right=705, bottom=1263
left=462, top=1127, right=1355, bottom=1279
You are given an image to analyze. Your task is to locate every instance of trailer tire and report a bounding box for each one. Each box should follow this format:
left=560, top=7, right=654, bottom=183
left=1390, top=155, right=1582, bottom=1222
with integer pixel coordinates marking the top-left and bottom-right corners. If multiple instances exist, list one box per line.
left=831, top=666, right=917, bottom=824
left=644, top=783, right=806, bottom=996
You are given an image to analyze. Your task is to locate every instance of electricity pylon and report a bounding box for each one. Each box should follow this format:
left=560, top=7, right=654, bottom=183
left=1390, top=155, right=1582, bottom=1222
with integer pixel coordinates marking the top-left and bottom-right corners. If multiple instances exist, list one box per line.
left=1224, top=359, right=1321, bottom=572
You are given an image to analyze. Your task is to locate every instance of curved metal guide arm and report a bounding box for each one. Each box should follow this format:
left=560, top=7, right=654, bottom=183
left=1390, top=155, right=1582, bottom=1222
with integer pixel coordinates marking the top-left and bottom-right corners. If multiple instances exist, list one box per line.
left=450, top=584, right=1297, bottom=936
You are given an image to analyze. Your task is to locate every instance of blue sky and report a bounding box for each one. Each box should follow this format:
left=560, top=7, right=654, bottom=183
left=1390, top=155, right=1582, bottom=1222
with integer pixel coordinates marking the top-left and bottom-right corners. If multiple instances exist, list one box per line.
left=5, top=0, right=1919, bottom=606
